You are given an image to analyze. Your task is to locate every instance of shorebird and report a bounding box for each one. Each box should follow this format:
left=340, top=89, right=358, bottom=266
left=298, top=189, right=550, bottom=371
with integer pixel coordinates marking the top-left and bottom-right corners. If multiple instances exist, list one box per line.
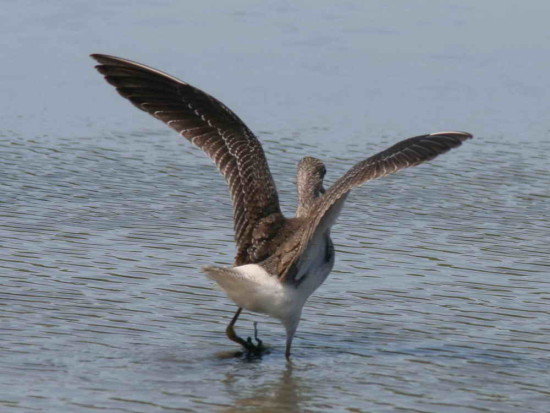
left=91, top=54, right=472, bottom=359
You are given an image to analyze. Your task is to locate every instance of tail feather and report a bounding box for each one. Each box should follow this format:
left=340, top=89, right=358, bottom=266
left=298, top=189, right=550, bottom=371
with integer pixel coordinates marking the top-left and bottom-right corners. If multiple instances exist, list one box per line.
left=203, top=265, right=247, bottom=291
left=202, top=264, right=283, bottom=315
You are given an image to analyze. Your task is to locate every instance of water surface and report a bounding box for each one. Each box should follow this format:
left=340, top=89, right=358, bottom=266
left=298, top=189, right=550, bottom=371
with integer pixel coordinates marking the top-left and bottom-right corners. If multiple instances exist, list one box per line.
left=1, top=1, right=550, bottom=412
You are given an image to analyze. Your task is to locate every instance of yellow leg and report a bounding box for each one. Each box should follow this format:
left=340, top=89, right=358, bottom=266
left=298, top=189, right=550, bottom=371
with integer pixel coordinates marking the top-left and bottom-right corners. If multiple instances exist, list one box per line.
left=226, top=307, right=264, bottom=354
left=226, top=307, right=249, bottom=348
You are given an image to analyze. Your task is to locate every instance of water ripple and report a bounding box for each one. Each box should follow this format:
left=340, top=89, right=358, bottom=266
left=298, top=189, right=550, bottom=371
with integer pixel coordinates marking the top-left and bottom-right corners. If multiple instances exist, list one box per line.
left=2, top=3, right=550, bottom=410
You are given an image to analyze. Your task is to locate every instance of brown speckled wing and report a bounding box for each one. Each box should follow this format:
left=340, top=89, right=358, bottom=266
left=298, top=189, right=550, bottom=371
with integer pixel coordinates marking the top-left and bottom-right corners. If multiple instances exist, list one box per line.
left=280, top=131, right=472, bottom=280
left=91, top=54, right=283, bottom=265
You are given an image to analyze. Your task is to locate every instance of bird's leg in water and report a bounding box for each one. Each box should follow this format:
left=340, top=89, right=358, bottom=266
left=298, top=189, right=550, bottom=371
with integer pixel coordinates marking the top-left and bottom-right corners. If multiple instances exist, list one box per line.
left=226, top=308, right=253, bottom=350
left=227, top=308, right=263, bottom=354
left=253, top=321, right=263, bottom=348
left=246, top=322, right=264, bottom=354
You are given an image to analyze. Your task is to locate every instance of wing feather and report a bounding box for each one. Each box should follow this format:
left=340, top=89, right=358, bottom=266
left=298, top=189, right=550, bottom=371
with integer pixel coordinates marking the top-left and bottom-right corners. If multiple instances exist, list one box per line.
left=280, top=131, right=472, bottom=279
left=91, top=54, right=284, bottom=264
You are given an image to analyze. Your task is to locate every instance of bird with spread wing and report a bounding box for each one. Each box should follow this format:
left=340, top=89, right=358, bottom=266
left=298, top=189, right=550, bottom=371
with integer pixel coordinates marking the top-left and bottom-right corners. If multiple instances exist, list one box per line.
left=91, top=54, right=472, bottom=359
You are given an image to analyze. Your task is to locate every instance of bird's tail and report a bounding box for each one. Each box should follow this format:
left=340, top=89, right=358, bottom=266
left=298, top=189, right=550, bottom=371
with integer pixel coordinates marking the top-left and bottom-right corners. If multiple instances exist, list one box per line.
left=202, top=265, right=245, bottom=292
left=202, top=264, right=282, bottom=314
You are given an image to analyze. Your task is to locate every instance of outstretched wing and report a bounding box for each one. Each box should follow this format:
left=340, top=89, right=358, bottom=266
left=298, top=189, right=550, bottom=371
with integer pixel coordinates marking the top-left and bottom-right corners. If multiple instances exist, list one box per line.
left=280, top=131, right=472, bottom=279
left=91, top=54, right=283, bottom=265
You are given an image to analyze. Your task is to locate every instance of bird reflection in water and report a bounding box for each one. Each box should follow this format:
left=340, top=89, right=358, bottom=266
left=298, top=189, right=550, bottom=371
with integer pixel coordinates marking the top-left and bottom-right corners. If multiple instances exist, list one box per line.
left=220, top=364, right=301, bottom=413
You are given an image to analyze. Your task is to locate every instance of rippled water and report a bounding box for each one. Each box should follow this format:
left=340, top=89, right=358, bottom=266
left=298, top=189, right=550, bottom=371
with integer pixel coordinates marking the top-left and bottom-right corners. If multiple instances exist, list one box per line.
left=2, top=1, right=550, bottom=412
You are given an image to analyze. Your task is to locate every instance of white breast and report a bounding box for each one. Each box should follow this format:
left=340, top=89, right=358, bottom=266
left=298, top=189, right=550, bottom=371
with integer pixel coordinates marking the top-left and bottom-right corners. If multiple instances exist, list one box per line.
left=293, top=231, right=335, bottom=301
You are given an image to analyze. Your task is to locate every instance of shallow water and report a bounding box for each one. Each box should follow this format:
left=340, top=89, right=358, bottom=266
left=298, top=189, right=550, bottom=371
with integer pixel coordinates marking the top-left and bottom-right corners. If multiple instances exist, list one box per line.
left=2, top=1, right=550, bottom=412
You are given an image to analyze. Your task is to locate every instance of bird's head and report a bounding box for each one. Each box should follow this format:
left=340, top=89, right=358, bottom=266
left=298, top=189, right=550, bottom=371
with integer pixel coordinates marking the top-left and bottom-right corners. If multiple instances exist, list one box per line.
left=296, top=157, right=326, bottom=217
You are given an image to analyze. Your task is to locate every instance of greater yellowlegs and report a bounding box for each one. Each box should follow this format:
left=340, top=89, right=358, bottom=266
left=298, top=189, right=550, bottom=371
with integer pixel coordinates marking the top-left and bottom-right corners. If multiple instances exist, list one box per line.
left=91, top=54, right=472, bottom=359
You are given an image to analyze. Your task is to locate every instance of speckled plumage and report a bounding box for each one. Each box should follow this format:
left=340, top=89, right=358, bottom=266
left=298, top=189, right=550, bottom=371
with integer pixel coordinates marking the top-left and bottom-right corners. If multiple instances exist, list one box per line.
left=91, top=54, right=283, bottom=266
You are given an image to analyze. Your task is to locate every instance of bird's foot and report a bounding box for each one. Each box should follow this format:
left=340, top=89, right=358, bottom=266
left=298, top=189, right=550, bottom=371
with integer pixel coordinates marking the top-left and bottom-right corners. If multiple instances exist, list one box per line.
left=242, top=322, right=265, bottom=356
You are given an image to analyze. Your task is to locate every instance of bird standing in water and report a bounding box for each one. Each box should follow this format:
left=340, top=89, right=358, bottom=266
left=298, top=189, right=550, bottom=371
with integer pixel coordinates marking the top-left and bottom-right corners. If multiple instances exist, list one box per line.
left=91, top=54, right=472, bottom=359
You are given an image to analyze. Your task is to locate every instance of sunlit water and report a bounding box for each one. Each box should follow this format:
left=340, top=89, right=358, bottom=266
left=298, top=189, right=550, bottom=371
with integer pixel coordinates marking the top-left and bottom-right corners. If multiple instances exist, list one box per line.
left=2, top=1, right=550, bottom=412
